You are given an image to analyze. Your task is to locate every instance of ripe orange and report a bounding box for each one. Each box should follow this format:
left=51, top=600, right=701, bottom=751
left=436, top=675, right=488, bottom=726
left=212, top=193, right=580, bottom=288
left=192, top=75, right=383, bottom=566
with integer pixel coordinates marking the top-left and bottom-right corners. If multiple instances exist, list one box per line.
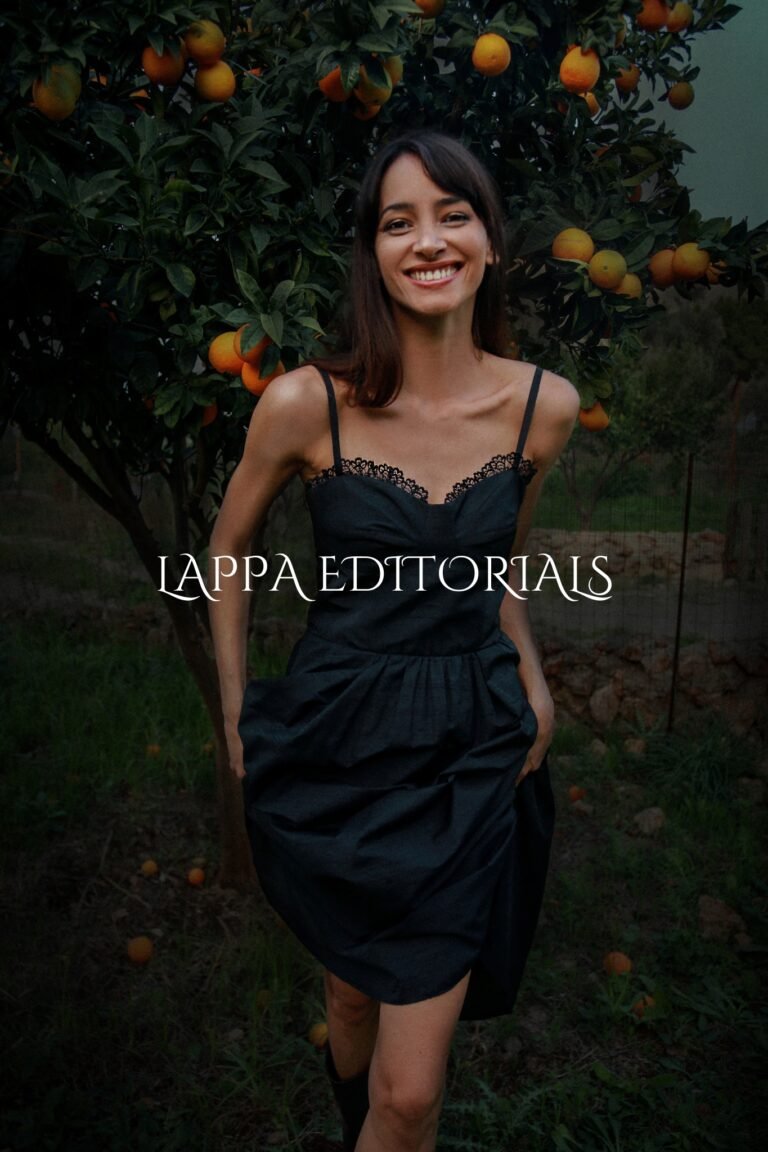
left=234, top=326, right=271, bottom=364
left=142, top=43, right=187, bottom=86
left=141, top=859, right=159, bottom=877
left=636, top=0, right=670, bottom=31
left=559, top=46, right=600, bottom=93
left=184, top=19, right=226, bottom=65
left=201, top=403, right=218, bottom=427
left=209, top=331, right=245, bottom=374
left=382, top=56, right=404, bottom=85
left=666, top=2, right=693, bottom=32
left=568, top=785, right=587, bottom=802
left=552, top=227, right=595, bottom=262
left=631, top=993, right=656, bottom=1018
left=615, top=272, right=643, bottom=298
left=579, top=402, right=610, bottom=430
left=32, top=63, right=81, bottom=120
left=668, top=80, right=694, bottom=109
left=414, top=0, right=445, bottom=16
left=603, top=950, right=632, bottom=975
left=127, top=935, right=154, bottom=964
left=242, top=359, right=286, bottom=394
left=672, top=241, right=710, bottom=280
left=615, top=63, right=641, bottom=93
left=588, top=249, right=627, bottom=290
left=471, top=33, right=512, bottom=77
left=705, top=259, right=727, bottom=284
left=648, top=248, right=677, bottom=287
left=353, top=64, right=393, bottom=105
left=146, top=743, right=161, bottom=757
left=580, top=91, right=600, bottom=117
left=195, top=60, right=236, bottom=102
left=187, top=867, right=205, bottom=887
left=308, top=1021, right=329, bottom=1048
left=318, top=66, right=349, bottom=102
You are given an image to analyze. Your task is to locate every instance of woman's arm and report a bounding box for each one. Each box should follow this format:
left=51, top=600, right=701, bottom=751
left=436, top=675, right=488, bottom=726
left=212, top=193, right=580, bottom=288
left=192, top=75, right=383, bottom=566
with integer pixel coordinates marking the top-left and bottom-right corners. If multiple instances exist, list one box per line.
left=207, top=365, right=323, bottom=776
left=499, top=369, right=580, bottom=779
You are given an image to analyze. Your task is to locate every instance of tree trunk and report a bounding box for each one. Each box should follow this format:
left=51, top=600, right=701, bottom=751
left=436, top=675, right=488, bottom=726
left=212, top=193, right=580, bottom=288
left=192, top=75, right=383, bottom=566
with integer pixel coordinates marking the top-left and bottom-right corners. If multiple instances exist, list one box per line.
left=19, top=421, right=259, bottom=891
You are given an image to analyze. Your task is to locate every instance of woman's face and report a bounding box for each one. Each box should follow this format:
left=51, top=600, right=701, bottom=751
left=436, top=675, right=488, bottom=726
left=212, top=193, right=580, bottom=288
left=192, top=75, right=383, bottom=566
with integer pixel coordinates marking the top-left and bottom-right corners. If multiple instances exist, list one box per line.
left=373, top=152, right=495, bottom=321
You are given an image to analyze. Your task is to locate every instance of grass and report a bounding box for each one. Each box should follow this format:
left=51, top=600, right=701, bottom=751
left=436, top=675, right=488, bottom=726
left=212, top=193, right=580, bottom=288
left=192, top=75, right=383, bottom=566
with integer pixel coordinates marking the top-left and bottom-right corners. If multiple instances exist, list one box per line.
left=1, top=619, right=766, bottom=1152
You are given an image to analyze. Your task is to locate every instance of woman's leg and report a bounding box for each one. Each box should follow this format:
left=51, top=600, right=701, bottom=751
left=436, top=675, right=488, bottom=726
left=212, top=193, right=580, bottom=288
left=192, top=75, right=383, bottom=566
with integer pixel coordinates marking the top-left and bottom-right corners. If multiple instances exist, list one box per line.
left=356, top=969, right=471, bottom=1152
left=324, top=968, right=380, bottom=1078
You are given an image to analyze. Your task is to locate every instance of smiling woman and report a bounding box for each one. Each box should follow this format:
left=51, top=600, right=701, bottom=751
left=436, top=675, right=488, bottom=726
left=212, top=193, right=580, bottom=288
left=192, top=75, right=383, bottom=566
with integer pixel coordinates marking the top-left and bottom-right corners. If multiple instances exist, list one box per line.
left=208, top=129, right=580, bottom=1152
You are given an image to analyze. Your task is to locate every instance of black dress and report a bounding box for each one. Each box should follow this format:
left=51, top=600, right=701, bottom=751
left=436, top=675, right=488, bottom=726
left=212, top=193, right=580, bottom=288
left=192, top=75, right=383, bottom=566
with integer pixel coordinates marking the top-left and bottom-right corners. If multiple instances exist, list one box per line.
left=239, top=364, right=555, bottom=1021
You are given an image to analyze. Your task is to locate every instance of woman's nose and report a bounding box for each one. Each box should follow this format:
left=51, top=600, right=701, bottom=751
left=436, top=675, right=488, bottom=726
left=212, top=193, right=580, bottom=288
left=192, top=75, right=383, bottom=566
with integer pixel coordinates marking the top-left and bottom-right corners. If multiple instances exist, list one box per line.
left=413, top=225, right=446, bottom=256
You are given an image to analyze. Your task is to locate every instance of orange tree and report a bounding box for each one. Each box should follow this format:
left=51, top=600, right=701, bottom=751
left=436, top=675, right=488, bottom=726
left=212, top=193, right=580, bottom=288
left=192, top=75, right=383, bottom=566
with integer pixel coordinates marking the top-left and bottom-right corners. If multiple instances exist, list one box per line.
left=1, top=0, right=766, bottom=886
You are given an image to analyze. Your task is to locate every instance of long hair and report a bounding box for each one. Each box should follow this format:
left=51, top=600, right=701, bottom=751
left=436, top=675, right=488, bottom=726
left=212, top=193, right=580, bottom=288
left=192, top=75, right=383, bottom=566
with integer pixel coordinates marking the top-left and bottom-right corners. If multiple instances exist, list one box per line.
left=305, top=129, right=512, bottom=407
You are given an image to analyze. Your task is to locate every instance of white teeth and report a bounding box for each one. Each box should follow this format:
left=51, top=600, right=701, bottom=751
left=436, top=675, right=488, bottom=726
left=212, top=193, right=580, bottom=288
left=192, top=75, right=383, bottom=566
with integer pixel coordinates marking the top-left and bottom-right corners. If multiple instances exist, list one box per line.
left=408, top=265, right=459, bottom=282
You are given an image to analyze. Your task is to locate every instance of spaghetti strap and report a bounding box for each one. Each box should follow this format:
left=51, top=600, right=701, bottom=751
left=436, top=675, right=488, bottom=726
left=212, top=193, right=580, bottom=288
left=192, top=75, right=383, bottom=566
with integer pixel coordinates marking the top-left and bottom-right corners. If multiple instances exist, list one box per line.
left=514, top=365, right=543, bottom=460
left=318, top=367, right=343, bottom=476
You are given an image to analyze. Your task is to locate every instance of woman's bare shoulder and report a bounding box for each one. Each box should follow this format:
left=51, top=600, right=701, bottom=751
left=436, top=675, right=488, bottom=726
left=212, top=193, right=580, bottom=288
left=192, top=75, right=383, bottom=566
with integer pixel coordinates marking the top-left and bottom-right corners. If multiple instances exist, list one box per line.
left=535, top=366, right=581, bottom=427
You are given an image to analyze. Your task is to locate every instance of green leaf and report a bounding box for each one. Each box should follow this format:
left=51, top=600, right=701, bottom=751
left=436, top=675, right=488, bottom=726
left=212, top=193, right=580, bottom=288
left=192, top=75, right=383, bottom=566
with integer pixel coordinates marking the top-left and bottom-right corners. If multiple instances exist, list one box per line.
left=166, top=264, right=196, bottom=297
left=235, top=268, right=263, bottom=306
left=260, top=311, right=283, bottom=345
left=270, top=280, right=295, bottom=310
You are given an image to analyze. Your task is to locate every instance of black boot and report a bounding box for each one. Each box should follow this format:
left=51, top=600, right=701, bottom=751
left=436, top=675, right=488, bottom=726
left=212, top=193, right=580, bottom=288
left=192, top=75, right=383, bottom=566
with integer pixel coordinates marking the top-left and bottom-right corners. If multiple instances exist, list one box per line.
left=324, top=1042, right=370, bottom=1152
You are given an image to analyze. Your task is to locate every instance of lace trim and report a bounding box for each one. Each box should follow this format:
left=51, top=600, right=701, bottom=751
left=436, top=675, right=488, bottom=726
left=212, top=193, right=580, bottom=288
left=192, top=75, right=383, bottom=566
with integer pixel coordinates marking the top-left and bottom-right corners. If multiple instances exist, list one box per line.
left=305, top=452, right=537, bottom=504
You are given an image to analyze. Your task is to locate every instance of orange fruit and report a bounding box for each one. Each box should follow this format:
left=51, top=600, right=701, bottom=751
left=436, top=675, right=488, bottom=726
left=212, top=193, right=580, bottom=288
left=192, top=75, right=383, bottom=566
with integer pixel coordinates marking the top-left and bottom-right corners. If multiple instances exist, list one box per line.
left=636, top=0, right=670, bottom=31
left=201, top=403, right=218, bottom=427
left=141, top=42, right=187, bottom=86
left=705, top=259, right=727, bottom=284
left=568, top=785, right=587, bottom=802
left=141, top=859, right=159, bottom=877
left=146, top=743, right=161, bottom=757
left=471, top=33, right=512, bottom=77
left=382, top=56, right=404, bottom=85
left=581, top=91, right=600, bottom=117
left=195, top=60, right=236, bottom=102
left=579, top=402, right=610, bottom=430
left=615, top=272, right=643, bottom=298
left=234, top=326, right=271, bottom=364
left=351, top=99, right=382, bottom=120
left=127, top=935, right=154, bottom=964
left=666, top=2, right=693, bottom=32
left=308, top=1021, right=329, bottom=1048
left=209, top=331, right=245, bottom=374
left=559, top=45, right=600, bottom=93
left=588, top=249, right=627, bottom=290
left=631, top=993, right=656, bottom=1018
left=616, top=64, right=641, bottom=93
left=414, top=0, right=445, bottom=16
left=242, top=359, right=285, bottom=395
left=184, top=19, right=226, bottom=65
left=672, top=242, right=710, bottom=280
left=648, top=247, right=677, bottom=287
left=353, top=64, right=393, bottom=105
left=603, top=950, right=632, bottom=975
left=318, top=66, right=350, bottom=102
left=187, top=867, right=205, bottom=887
left=32, top=63, right=81, bottom=120
left=668, top=80, right=694, bottom=109
left=552, top=227, right=595, bottom=262
left=628, top=184, right=643, bottom=203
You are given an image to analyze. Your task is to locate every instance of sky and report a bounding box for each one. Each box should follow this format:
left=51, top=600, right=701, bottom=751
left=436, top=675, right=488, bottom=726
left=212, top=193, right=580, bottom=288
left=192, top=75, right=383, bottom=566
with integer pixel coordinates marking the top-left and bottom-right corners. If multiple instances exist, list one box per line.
left=638, top=0, right=767, bottom=229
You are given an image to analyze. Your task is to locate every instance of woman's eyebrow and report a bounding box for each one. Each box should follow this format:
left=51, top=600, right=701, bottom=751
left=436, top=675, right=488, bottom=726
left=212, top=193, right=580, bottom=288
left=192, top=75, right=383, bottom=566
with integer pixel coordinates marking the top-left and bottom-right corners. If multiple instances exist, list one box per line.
left=378, top=195, right=467, bottom=220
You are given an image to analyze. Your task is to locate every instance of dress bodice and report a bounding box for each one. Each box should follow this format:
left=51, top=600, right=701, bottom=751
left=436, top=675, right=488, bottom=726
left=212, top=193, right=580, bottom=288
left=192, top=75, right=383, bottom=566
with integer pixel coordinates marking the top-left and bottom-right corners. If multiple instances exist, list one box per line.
left=300, top=366, right=542, bottom=656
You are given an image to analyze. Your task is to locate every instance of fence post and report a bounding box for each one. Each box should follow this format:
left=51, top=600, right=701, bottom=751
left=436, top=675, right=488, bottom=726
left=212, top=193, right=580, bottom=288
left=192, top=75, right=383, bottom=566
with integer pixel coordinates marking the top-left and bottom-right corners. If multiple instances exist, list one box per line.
left=667, top=451, right=695, bottom=733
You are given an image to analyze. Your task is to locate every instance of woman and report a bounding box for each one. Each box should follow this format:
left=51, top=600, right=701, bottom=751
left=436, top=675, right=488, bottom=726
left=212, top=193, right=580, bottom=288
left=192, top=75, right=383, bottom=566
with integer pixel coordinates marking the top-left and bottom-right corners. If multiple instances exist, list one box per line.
left=208, top=128, right=579, bottom=1152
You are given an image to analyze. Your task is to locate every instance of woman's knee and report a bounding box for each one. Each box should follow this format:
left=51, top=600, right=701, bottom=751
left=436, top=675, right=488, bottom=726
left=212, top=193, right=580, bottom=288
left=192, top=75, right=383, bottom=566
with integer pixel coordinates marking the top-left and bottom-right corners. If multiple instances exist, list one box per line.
left=370, top=1065, right=445, bottom=1127
left=324, top=969, right=378, bottom=1025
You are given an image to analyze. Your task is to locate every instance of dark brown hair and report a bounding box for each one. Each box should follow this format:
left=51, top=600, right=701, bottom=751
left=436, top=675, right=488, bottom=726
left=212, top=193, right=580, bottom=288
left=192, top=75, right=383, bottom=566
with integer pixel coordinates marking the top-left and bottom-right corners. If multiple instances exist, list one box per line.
left=304, top=128, right=512, bottom=407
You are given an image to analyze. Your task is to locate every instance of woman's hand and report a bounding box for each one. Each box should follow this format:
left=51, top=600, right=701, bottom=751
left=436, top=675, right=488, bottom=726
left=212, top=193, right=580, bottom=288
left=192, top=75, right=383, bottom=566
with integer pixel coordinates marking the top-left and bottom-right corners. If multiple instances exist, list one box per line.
left=224, top=716, right=246, bottom=781
left=515, top=684, right=555, bottom=786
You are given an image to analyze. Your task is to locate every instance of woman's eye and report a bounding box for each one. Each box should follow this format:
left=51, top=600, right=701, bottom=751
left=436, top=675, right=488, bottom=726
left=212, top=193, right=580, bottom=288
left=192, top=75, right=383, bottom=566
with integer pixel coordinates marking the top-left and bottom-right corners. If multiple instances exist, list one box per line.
left=383, top=212, right=469, bottom=232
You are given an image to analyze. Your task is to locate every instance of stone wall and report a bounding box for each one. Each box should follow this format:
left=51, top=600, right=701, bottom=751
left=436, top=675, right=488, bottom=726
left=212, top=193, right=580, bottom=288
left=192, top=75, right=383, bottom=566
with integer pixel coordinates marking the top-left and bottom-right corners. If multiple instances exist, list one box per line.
left=543, top=636, right=767, bottom=741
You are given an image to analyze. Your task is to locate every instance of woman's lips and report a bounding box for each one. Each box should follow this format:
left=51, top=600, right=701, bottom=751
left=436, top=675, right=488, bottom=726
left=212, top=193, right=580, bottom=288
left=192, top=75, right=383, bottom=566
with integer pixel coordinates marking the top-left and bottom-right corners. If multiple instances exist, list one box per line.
left=403, top=264, right=462, bottom=287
